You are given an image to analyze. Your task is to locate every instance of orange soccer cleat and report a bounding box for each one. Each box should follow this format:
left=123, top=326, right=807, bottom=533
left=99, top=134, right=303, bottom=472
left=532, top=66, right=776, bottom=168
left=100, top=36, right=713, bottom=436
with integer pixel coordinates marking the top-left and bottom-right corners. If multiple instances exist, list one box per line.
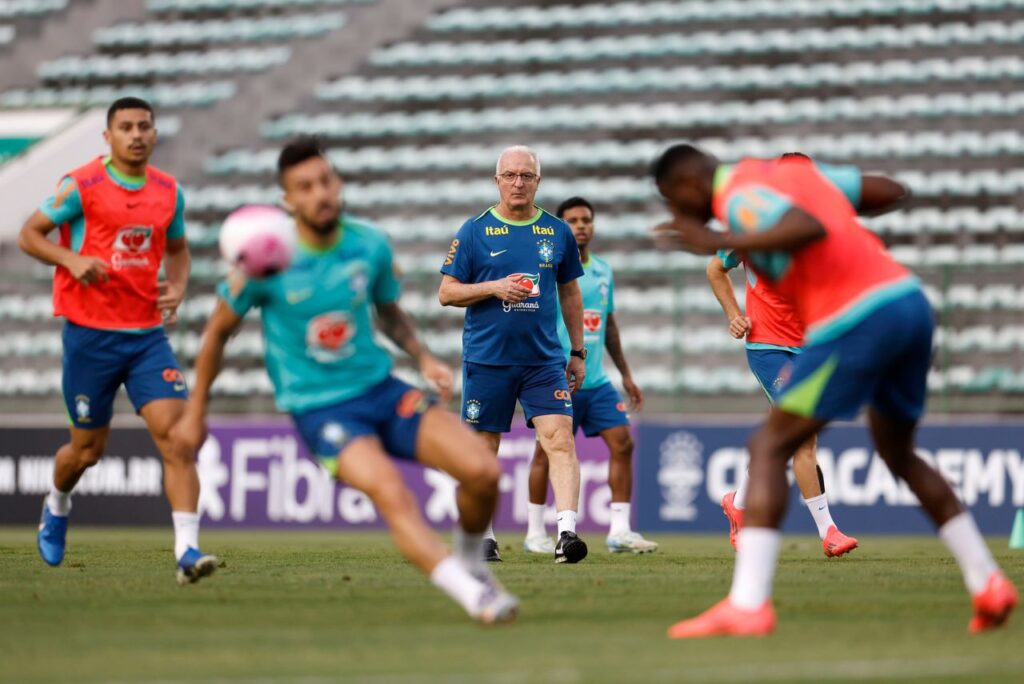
left=721, top=491, right=744, bottom=551
left=822, top=525, right=859, bottom=558
left=667, top=598, right=776, bottom=639
left=969, top=572, right=1018, bottom=634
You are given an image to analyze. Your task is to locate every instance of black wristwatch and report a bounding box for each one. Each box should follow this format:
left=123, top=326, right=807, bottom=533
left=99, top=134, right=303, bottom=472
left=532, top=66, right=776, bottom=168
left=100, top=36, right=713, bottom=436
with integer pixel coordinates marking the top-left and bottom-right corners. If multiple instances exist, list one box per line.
left=570, top=347, right=588, bottom=360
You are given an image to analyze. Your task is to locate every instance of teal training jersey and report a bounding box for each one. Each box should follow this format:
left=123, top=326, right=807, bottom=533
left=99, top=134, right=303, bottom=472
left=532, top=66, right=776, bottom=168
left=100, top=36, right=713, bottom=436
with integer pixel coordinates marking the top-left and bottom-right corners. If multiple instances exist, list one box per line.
left=557, top=252, right=615, bottom=390
left=217, top=216, right=400, bottom=413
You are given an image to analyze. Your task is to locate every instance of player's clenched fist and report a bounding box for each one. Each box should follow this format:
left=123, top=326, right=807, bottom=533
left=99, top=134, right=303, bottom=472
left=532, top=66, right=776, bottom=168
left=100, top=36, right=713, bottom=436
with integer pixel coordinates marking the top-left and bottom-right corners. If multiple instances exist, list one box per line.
left=729, top=315, right=752, bottom=339
left=65, top=254, right=109, bottom=286
left=491, top=275, right=532, bottom=303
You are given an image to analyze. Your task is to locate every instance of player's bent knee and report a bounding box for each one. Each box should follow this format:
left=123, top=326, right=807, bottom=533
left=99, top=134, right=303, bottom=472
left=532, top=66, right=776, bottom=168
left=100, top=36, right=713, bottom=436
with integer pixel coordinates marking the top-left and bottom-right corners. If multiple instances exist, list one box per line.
left=610, top=434, right=635, bottom=461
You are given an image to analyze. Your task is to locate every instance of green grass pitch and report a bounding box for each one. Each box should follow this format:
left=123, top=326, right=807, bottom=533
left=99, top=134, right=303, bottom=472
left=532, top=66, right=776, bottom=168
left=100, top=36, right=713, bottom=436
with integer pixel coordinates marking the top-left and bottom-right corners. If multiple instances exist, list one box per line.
left=1, top=528, right=1022, bottom=684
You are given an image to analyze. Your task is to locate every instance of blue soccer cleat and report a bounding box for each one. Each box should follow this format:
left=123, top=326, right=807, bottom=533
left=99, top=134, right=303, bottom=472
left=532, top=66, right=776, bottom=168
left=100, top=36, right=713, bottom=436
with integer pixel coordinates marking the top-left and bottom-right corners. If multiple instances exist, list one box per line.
left=37, top=503, right=68, bottom=567
left=176, top=547, right=219, bottom=586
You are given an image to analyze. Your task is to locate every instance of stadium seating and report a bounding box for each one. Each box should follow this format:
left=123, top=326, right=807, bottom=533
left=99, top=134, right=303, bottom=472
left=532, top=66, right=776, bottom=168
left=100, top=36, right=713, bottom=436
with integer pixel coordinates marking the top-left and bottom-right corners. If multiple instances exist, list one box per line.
left=426, top=0, right=1024, bottom=32
left=0, top=82, right=236, bottom=108
left=0, top=0, right=66, bottom=19
left=147, top=0, right=369, bottom=13
left=369, top=22, right=1024, bottom=67
left=261, top=93, right=1024, bottom=140
left=318, top=56, right=1024, bottom=104
left=93, top=13, right=346, bottom=49
left=2, top=0, right=1023, bottom=412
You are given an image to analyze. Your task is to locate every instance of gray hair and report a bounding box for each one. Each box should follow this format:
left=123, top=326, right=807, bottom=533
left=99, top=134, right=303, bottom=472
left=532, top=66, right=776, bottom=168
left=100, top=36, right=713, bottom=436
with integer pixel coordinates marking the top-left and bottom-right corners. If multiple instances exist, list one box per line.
left=496, top=145, right=541, bottom=176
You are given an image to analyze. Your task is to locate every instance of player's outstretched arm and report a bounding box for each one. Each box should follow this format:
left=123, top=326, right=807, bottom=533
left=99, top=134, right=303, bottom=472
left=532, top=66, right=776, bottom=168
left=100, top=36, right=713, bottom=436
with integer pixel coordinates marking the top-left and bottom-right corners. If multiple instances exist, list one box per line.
left=656, top=208, right=826, bottom=256
left=375, top=301, right=453, bottom=402
left=173, top=299, right=243, bottom=453
left=18, top=210, right=109, bottom=285
left=438, top=274, right=531, bottom=307
left=706, top=256, right=751, bottom=339
left=604, top=312, right=644, bottom=411
left=557, top=280, right=586, bottom=391
left=858, top=175, right=910, bottom=217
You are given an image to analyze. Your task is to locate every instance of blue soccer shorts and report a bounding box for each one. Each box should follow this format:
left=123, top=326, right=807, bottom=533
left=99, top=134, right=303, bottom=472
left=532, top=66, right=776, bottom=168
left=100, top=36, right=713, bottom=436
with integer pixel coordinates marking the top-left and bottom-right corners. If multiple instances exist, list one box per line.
left=461, top=361, right=572, bottom=433
left=62, top=321, right=188, bottom=428
left=775, top=289, right=934, bottom=423
left=291, top=375, right=435, bottom=477
left=571, top=382, right=630, bottom=437
left=746, top=348, right=800, bottom=404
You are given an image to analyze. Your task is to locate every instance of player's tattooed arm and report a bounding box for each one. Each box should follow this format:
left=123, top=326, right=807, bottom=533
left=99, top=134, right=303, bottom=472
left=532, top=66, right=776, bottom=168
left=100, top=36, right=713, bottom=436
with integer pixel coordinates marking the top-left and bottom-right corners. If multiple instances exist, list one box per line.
left=375, top=302, right=426, bottom=361
left=706, top=256, right=750, bottom=339
left=605, top=313, right=645, bottom=411
left=375, top=302, right=454, bottom=401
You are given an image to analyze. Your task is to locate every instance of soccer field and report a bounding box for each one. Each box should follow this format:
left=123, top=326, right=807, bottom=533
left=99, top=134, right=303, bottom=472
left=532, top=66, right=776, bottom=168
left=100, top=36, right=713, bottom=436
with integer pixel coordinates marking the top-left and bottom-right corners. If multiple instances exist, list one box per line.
left=1, top=529, right=1021, bottom=684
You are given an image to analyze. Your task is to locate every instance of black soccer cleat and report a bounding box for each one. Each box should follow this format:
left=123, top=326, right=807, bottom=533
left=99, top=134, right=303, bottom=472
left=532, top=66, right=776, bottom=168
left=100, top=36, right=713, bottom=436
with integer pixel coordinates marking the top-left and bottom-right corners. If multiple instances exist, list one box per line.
left=554, top=531, right=588, bottom=564
left=483, top=537, right=502, bottom=562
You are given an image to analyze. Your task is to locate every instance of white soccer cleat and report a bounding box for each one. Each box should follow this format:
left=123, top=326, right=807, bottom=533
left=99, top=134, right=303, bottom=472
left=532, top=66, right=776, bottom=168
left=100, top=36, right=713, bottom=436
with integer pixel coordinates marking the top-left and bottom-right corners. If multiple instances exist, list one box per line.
left=466, top=566, right=519, bottom=625
left=522, top=534, right=556, bottom=554
left=475, top=584, right=520, bottom=625
left=606, top=531, right=659, bottom=554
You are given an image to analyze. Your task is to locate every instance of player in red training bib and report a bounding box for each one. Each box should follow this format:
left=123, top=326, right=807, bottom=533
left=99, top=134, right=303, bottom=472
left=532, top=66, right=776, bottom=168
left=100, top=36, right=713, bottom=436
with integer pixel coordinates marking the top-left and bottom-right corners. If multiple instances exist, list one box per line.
left=707, top=156, right=882, bottom=558
left=18, top=98, right=216, bottom=584
left=652, top=145, right=1016, bottom=638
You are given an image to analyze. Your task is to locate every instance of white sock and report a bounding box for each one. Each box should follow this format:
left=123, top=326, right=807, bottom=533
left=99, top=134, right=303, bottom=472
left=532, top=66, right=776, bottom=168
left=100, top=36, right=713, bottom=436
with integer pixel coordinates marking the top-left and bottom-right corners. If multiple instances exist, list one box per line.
left=454, top=527, right=485, bottom=574
left=483, top=521, right=496, bottom=541
left=526, top=503, right=547, bottom=539
left=734, top=468, right=749, bottom=510
left=938, top=512, right=998, bottom=595
left=804, top=493, right=836, bottom=540
left=609, top=502, right=631, bottom=537
left=171, top=511, right=200, bottom=561
left=430, top=556, right=487, bottom=617
left=556, top=510, right=577, bottom=535
left=729, top=527, right=781, bottom=610
left=46, top=486, right=72, bottom=517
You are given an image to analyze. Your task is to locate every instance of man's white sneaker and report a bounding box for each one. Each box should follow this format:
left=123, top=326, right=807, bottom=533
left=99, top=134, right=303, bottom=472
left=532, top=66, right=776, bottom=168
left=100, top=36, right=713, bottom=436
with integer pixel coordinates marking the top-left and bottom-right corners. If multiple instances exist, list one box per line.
left=523, top=534, right=556, bottom=554
left=606, top=531, right=658, bottom=554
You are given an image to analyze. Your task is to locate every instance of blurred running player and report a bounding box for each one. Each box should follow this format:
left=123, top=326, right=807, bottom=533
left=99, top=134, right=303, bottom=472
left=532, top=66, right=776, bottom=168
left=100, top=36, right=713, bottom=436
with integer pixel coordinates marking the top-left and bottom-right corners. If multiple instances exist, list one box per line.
left=707, top=158, right=875, bottom=558
left=176, top=137, right=518, bottom=624
left=19, top=97, right=216, bottom=584
left=439, top=146, right=589, bottom=564
left=524, top=197, right=657, bottom=555
left=652, top=145, right=1017, bottom=637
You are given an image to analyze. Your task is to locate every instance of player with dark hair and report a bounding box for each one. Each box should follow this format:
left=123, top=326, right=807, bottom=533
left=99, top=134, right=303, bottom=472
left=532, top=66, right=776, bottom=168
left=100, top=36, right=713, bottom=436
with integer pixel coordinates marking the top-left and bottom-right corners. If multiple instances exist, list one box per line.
left=651, top=144, right=1017, bottom=637
left=439, top=145, right=589, bottom=565
left=524, top=196, right=656, bottom=555
left=175, top=136, right=519, bottom=623
left=19, top=97, right=216, bottom=584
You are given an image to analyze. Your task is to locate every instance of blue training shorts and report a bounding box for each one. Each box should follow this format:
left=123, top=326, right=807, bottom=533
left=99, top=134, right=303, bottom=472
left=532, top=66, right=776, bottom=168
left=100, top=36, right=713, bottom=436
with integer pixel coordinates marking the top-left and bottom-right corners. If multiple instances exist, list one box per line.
left=571, top=382, right=630, bottom=437
left=62, top=321, right=188, bottom=428
left=775, top=289, right=934, bottom=422
left=292, top=375, right=435, bottom=477
left=462, top=361, right=572, bottom=433
left=746, top=348, right=799, bottom=404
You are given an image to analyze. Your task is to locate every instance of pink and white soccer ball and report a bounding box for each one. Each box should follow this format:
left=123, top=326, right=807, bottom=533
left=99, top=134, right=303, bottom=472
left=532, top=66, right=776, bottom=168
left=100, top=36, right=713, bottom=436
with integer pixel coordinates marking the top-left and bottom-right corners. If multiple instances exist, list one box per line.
left=218, top=205, right=296, bottom=278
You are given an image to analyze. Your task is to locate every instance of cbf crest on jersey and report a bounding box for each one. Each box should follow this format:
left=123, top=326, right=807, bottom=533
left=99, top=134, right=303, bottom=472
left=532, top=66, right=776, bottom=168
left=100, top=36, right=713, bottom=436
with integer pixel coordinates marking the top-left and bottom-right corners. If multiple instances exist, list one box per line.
left=537, top=239, right=554, bottom=264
